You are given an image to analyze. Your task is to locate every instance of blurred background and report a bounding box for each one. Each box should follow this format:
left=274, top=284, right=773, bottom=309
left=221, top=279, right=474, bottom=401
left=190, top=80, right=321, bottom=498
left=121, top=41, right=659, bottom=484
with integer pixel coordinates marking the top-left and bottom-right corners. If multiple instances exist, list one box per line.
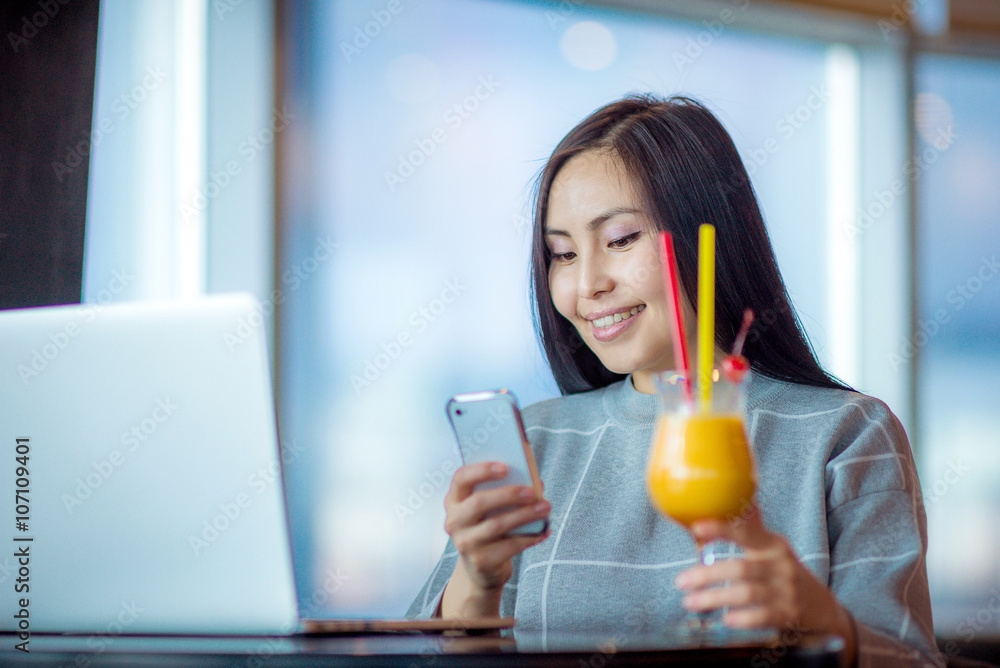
left=2, top=0, right=998, bottom=653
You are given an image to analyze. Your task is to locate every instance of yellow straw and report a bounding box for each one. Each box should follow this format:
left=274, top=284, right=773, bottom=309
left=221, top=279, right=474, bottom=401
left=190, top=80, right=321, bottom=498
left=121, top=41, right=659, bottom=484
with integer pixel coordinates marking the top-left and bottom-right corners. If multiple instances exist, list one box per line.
left=697, top=224, right=715, bottom=412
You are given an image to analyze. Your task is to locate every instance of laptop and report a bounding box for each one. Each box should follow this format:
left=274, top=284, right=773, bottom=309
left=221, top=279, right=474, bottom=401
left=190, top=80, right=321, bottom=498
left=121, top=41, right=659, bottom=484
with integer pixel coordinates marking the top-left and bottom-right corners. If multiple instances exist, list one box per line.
left=0, top=293, right=511, bottom=636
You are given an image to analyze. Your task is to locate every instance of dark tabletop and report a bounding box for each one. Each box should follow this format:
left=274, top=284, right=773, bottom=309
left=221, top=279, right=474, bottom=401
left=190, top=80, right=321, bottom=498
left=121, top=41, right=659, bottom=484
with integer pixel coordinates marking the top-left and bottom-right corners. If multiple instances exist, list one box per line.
left=1, top=628, right=845, bottom=667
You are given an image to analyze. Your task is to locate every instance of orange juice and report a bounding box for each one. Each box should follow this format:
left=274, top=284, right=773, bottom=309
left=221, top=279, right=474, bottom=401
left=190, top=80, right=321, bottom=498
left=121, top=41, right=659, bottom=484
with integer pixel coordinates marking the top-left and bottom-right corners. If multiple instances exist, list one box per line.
left=646, top=413, right=756, bottom=528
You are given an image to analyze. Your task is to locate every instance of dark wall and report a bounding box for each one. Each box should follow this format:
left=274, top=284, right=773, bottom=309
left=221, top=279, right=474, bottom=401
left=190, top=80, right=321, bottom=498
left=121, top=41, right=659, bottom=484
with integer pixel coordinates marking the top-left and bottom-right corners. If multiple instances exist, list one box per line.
left=0, top=0, right=100, bottom=309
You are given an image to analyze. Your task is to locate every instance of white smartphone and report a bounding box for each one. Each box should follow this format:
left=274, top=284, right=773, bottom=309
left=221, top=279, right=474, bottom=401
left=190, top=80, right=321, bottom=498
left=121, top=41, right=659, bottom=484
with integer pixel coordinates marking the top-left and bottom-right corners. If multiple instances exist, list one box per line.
left=445, top=389, right=548, bottom=536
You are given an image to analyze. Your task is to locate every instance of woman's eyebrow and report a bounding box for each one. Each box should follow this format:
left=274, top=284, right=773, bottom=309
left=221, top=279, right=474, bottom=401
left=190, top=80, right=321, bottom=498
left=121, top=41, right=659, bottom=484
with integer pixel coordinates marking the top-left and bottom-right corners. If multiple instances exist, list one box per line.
left=544, top=207, right=640, bottom=237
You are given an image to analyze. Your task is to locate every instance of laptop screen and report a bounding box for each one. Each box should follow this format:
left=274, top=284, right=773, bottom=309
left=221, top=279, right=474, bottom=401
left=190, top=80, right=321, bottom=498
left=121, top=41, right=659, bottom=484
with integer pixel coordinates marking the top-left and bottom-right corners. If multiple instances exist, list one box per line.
left=0, top=294, right=299, bottom=635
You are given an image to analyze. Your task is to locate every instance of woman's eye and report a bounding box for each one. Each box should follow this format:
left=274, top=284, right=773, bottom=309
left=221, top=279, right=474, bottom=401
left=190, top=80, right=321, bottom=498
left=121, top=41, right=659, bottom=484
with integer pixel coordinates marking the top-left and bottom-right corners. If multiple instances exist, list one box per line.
left=609, top=231, right=642, bottom=248
left=551, top=251, right=576, bottom=262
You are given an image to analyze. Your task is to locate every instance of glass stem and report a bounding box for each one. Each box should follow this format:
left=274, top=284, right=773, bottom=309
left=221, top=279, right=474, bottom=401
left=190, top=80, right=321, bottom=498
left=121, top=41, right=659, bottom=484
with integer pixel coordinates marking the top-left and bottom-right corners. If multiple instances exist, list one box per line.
left=694, top=540, right=716, bottom=630
left=699, top=539, right=717, bottom=567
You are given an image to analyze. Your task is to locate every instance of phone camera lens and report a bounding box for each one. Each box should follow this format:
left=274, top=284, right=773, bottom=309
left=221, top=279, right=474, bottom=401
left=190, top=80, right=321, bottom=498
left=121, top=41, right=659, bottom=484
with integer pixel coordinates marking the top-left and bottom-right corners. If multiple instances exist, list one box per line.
left=455, top=409, right=463, bottom=416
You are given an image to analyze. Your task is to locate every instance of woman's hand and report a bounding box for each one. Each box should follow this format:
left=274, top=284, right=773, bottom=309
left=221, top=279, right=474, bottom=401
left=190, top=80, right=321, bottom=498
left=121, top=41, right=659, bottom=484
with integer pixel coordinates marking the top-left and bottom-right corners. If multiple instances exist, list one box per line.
left=440, top=462, right=550, bottom=618
left=675, top=506, right=857, bottom=661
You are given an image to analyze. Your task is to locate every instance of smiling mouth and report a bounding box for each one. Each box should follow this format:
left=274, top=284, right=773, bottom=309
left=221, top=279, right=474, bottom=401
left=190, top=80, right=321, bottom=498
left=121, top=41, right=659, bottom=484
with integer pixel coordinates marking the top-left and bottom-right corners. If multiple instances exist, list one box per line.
left=591, top=305, right=645, bottom=329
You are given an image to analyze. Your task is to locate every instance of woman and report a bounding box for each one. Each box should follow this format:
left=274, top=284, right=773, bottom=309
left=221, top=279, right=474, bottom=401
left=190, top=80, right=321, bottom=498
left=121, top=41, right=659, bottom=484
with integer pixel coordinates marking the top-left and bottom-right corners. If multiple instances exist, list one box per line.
left=407, top=94, right=941, bottom=667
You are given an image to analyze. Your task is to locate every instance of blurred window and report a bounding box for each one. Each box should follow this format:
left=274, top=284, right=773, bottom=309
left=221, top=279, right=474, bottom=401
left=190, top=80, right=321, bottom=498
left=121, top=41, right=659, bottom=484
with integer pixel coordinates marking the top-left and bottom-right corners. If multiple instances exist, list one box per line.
left=914, top=53, right=1000, bottom=637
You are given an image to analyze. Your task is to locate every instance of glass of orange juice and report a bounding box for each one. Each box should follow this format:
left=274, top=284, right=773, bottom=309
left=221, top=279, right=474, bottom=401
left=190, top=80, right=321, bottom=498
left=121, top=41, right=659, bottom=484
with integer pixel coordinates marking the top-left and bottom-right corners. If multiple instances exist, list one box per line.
left=646, top=370, right=757, bottom=635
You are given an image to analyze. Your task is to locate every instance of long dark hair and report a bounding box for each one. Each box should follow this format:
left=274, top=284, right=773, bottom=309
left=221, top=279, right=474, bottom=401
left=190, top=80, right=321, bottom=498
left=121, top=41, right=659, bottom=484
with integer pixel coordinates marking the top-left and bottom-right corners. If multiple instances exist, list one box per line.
left=529, top=93, right=851, bottom=395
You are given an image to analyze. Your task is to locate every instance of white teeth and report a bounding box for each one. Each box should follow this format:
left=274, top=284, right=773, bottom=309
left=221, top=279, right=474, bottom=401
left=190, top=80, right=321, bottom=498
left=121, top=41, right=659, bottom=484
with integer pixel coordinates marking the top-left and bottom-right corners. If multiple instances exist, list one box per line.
left=593, top=304, right=645, bottom=329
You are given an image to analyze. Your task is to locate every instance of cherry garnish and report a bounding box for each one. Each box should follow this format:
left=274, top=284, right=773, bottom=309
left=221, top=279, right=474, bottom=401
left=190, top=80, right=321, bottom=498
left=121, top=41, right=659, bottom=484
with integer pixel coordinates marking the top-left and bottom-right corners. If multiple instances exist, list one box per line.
left=721, top=309, right=754, bottom=383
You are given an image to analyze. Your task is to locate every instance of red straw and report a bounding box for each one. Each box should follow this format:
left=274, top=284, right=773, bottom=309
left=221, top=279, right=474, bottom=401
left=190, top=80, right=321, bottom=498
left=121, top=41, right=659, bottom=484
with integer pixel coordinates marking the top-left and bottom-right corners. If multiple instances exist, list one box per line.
left=658, top=232, right=693, bottom=401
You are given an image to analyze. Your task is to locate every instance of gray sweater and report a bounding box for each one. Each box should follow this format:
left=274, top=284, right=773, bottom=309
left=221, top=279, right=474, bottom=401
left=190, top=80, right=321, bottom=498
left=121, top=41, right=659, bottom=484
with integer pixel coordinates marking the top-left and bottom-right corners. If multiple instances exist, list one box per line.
left=406, top=373, right=942, bottom=667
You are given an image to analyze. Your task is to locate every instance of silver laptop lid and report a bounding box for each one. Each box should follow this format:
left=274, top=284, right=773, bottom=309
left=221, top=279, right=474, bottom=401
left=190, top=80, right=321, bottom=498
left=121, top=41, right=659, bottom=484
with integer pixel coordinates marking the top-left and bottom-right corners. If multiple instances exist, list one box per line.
left=0, top=293, right=299, bottom=635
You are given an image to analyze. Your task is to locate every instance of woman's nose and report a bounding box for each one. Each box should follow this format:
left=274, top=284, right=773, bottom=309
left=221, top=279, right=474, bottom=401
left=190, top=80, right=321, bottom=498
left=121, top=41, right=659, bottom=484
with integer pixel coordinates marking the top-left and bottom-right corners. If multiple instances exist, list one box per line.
left=577, top=254, right=614, bottom=298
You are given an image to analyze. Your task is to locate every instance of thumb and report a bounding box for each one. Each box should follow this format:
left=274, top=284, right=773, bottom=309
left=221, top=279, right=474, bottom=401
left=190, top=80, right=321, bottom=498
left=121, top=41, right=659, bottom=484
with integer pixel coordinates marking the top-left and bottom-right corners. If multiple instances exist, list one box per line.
left=690, top=504, right=774, bottom=551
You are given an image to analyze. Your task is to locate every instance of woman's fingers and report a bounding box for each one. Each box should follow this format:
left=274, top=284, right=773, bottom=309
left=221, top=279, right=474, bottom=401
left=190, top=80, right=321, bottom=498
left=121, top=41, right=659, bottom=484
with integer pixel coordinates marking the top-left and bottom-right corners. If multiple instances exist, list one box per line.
left=690, top=505, right=773, bottom=550
left=444, top=482, right=542, bottom=536
left=460, top=529, right=551, bottom=578
left=442, top=462, right=551, bottom=591
left=680, top=564, right=798, bottom=630
left=450, top=500, right=551, bottom=592
left=722, top=606, right=783, bottom=629
left=452, top=498, right=551, bottom=553
left=675, top=509, right=800, bottom=628
left=446, top=462, right=511, bottom=504
left=444, top=461, right=538, bottom=532
left=676, top=511, right=851, bottom=640
left=682, top=580, right=772, bottom=613
left=675, top=553, right=771, bottom=591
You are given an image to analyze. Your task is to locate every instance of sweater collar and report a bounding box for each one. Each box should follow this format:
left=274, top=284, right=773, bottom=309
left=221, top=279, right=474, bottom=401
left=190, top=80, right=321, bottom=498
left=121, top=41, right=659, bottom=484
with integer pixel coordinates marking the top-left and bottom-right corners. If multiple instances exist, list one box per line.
left=603, top=374, right=660, bottom=428
left=603, top=371, right=790, bottom=428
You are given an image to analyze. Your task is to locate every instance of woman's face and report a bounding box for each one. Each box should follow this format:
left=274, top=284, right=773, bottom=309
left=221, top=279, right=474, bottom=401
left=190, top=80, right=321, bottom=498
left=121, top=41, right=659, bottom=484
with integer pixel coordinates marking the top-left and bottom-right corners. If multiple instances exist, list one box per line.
left=545, top=150, right=687, bottom=391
